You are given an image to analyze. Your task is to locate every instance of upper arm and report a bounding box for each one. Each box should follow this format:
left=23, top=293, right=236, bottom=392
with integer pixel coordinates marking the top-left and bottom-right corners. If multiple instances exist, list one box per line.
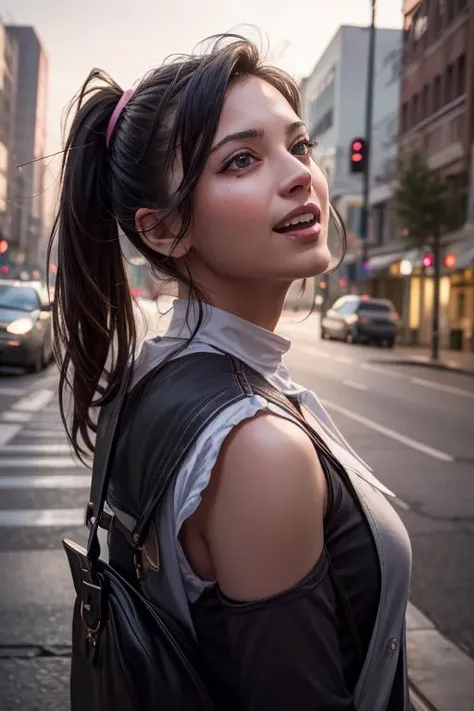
left=201, top=412, right=326, bottom=601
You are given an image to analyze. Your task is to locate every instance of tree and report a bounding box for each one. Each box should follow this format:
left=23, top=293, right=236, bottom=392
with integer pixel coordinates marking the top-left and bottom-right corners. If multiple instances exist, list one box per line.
left=395, top=150, right=449, bottom=361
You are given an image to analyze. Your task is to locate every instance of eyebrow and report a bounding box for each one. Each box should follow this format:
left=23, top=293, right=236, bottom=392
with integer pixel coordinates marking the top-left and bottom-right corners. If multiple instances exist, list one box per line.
left=210, top=120, right=306, bottom=154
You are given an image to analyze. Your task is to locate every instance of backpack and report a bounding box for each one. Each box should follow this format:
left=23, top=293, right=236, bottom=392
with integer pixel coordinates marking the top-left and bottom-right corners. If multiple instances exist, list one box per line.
left=63, top=363, right=218, bottom=711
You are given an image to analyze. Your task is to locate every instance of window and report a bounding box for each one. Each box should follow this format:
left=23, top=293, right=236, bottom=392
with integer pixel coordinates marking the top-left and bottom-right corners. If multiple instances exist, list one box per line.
left=445, top=64, right=454, bottom=103
left=456, top=54, right=466, bottom=96
left=446, top=0, right=456, bottom=23
left=421, top=85, right=429, bottom=119
left=402, top=102, right=409, bottom=132
left=0, top=286, right=41, bottom=311
left=333, top=299, right=358, bottom=315
left=412, top=94, right=419, bottom=125
left=313, top=109, right=333, bottom=138
left=433, top=75, right=441, bottom=111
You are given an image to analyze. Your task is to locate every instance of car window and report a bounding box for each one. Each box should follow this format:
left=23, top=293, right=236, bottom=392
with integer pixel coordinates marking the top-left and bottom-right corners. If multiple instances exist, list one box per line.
left=335, top=301, right=358, bottom=315
left=0, top=285, right=41, bottom=311
left=357, top=301, right=393, bottom=314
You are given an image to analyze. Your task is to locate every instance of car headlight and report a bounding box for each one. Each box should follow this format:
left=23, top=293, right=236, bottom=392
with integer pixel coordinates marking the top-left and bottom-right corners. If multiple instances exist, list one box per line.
left=6, top=317, right=34, bottom=335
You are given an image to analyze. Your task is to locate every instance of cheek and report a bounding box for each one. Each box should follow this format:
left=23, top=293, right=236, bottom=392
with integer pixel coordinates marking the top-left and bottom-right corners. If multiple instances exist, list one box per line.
left=194, top=181, right=270, bottom=242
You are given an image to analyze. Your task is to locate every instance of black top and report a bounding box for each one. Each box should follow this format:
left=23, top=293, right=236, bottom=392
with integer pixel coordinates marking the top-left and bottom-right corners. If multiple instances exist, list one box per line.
left=107, top=353, right=406, bottom=710
left=190, top=453, right=381, bottom=710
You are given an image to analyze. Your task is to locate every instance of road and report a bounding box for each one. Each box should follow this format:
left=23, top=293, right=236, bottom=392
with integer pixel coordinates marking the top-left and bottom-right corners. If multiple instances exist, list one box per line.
left=0, top=308, right=473, bottom=709
left=278, top=313, right=474, bottom=660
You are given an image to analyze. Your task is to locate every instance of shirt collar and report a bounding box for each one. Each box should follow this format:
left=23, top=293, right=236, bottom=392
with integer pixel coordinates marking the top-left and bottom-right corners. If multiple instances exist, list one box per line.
left=164, top=299, right=291, bottom=378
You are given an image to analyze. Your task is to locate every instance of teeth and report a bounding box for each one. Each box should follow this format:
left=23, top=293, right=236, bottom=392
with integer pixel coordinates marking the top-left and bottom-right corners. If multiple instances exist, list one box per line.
left=283, top=213, right=314, bottom=228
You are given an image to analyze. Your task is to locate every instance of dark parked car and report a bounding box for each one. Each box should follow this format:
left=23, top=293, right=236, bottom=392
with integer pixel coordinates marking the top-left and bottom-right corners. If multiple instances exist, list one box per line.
left=321, top=295, right=400, bottom=348
left=0, top=280, right=53, bottom=371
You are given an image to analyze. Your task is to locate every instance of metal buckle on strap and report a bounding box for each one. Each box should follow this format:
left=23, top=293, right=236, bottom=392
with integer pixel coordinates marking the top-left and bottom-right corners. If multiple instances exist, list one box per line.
left=85, top=501, right=114, bottom=531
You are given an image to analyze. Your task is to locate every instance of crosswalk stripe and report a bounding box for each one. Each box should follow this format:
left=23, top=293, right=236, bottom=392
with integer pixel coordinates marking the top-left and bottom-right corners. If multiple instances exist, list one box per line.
left=1, top=444, right=72, bottom=454
left=0, top=387, right=27, bottom=396
left=0, top=457, right=85, bottom=468
left=1, top=411, right=33, bottom=423
left=12, top=389, right=55, bottom=413
left=0, top=508, right=85, bottom=526
left=0, top=424, right=22, bottom=447
left=0, top=474, right=91, bottom=489
left=14, top=429, right=67, bottom=438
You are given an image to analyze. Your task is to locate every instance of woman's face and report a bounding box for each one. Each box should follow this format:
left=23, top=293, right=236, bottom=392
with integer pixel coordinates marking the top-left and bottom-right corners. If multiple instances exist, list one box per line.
left=189, top=75, right=331, bottom=283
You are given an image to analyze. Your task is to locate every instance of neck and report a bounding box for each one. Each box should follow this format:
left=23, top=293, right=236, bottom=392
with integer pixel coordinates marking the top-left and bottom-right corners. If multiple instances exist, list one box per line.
left=178, top=279, right=291, bottom=332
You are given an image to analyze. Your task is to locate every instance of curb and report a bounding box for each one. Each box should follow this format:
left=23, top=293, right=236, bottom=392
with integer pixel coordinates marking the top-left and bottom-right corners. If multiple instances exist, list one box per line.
left=370, top=358, right=474, bottom=378
left=406, top=602, right=474, bottom=711
left=410, top=686, right=437, bottom=711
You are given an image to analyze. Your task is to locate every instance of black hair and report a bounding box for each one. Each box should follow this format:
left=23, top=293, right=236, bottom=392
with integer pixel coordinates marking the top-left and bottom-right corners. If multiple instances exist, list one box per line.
left=47, top=34, right=346, bottom=460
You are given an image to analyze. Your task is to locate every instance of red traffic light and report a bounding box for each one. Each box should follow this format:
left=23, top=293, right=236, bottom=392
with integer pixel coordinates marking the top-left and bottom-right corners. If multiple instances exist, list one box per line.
left=422, top=254, right=434, bottom=268
left=349, top=138, right=366, bottom=173
left=444, top=253, right=456, bottom=269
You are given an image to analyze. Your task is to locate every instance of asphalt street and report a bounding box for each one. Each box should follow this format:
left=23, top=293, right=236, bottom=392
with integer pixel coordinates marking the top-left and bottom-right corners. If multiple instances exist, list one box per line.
left=278, top=314, right=474, bottom=659
left=0, top=307, right=472, bottom=710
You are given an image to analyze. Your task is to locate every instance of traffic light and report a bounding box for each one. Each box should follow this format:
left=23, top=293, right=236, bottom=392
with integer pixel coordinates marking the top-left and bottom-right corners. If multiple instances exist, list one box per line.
left=444, top=253, right=456, bottom=269
left=349, top=138, right=367, bottom=174
left=422, top=254, right=434, bottom=268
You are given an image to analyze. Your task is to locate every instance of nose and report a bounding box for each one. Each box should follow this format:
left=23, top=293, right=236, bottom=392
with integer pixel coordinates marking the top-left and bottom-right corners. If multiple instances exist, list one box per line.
left=277, top=153, right=313, bottom=197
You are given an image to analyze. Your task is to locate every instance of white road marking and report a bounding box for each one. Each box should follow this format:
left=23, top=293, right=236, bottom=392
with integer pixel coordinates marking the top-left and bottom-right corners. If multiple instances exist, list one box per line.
left=410, top=376, right=474, bottom=400
left=0, top=474, right=91, bottom=489
left=0, top=387, right=27, bottom=396
left=1, top=411, right=32, bottom=423
left=343, top=380, right=368, bottom=391
left=17, top=429, right=67, bottom=438
left=321, top=399, right=454, bottom=462
left=0, top=508, right=85, bottom=527
left=0, top=443, right=71, bottom=454
left=361, top=363, right=403, bottom=379
left=0, top=425, right=22, bottom=448
left=0, top=457, right=85, bottom=468
left=335, top=355, right=354, bottom=364
left=12, top=389, right=54, bottom=412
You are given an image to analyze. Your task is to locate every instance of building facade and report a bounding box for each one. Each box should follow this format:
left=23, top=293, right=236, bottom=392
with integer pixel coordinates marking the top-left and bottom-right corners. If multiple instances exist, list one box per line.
left=295, top=25, right=402, bottom=311
left=376, top=0, right=474, bottom=351
left=0, top=24, right=17, bottom=245
left=6, top=26, right=48, bottom=273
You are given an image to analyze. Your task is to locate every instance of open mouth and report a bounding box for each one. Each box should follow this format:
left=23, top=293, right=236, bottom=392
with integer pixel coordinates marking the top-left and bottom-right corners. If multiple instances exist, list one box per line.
left=273, top=212, right=318, bottom=233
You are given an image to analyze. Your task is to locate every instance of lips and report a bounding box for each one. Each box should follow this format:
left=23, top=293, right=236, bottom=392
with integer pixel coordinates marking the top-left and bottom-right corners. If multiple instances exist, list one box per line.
left=273, top=204, right=321, bottom=233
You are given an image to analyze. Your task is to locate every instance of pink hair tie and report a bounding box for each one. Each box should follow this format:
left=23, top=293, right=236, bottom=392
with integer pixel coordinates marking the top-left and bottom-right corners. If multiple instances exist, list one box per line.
left=106, top=88, right=135, bottom=147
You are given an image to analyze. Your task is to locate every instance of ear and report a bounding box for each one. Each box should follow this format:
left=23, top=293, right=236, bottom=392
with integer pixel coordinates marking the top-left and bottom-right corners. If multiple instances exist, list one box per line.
left=135, top=208, right=191, bottom=259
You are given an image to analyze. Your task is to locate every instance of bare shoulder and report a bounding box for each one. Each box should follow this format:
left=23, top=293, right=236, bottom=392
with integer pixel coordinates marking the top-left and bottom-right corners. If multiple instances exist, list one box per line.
left=200, top=412, right=327, bottom=601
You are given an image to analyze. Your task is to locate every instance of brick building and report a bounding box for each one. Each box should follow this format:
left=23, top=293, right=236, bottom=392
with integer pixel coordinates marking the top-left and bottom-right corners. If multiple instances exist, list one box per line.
left=400, top=0, right=472, bottom=212
left=372, top=0, right=474, bottom=352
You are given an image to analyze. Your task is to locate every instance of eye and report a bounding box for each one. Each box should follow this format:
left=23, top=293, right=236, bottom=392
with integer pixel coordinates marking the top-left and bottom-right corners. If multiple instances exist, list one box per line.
left=222, top=151, right=258, bottom=173
left=292, top=139, right=318, bottom=157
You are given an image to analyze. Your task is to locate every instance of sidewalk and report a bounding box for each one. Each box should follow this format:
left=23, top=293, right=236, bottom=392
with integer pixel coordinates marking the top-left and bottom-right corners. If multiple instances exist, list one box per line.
left=375, top=345, right=474, bottom=377
left=407, top=603, right=474, bottom=711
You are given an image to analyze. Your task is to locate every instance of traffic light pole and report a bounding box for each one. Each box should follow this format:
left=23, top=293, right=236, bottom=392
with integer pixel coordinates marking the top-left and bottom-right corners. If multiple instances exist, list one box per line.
left=361, top=0, right=377, bottom=264
left=431, top=226, right=441, bottom=361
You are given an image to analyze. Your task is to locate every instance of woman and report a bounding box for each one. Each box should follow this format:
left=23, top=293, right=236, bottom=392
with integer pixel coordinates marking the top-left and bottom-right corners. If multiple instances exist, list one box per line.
left=50, top=35, right=412, bottom=710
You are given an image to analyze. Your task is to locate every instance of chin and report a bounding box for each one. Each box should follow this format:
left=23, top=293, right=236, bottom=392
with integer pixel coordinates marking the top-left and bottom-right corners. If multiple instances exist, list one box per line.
left=292, top=245, right=332, bottom=279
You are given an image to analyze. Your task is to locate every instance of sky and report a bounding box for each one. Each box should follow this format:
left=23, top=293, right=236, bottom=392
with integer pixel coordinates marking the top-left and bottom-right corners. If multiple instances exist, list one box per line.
left=1, top=0, right=402, bottom=219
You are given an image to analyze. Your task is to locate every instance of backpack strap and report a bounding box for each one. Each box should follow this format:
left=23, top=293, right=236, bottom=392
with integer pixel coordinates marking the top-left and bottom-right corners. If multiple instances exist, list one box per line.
left=90, top=351, right=341, bottom=568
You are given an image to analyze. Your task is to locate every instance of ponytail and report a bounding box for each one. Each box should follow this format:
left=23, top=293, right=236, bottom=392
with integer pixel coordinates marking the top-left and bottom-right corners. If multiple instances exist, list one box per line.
left=47, top=71, right=136, bottom=460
